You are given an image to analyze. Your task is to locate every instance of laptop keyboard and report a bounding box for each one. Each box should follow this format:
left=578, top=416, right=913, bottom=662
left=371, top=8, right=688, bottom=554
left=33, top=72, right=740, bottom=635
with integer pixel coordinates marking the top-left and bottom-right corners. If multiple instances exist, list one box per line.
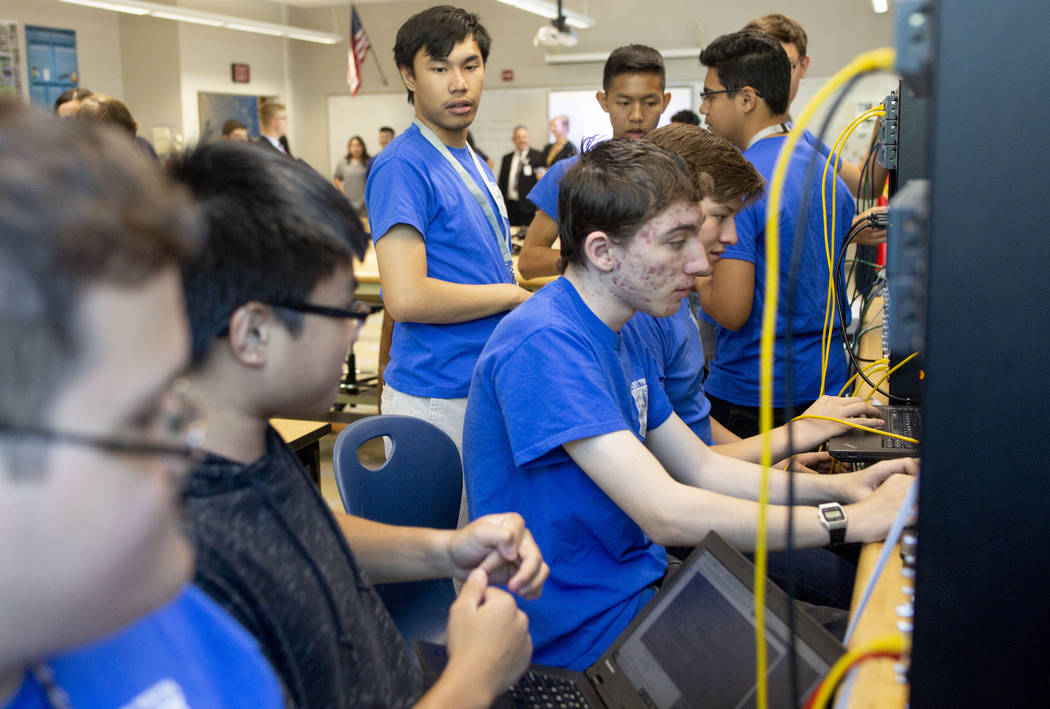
left=506, top=670, right=590, bottom=708
left=882, top=407, right=921, bottom=448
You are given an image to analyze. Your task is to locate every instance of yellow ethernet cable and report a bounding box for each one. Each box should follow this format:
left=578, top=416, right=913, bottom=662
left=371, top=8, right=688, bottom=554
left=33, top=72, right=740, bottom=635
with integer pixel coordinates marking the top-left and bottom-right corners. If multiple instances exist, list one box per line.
left=754, top=46, right=895, bottom=709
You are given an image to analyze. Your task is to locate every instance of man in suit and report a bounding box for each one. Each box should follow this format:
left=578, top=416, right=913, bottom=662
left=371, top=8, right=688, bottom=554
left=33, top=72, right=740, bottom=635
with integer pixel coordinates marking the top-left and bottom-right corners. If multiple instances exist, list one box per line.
left=256, top=102, right=291, bottom=157
left=497, top=125, right=543, bottom=227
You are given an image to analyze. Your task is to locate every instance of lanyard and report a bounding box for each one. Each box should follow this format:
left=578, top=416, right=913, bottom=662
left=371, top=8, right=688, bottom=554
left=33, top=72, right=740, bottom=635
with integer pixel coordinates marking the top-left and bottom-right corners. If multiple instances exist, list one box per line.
left=412, top=119, right=512, bottom=265
left=747, top=122, right=791, bottom=150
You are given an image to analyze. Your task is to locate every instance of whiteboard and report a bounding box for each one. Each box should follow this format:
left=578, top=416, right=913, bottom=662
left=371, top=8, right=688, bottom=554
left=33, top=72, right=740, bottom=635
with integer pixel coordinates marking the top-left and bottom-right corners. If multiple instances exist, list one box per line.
left=326, top=83, right=699, bottom=176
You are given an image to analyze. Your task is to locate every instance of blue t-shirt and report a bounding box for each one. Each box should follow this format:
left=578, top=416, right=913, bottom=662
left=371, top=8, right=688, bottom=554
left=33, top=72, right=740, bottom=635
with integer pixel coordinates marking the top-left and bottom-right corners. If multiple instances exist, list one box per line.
left=464, top=277, right=671, bottom=671
left=622, top=299, right=714, bottom=445
left=702, top=134, right=855, bottom=407
left=366, top=124, right=516, bottom=398
left=526, top=154, right=578, bottom=221
left=5, top=585, right=282, bottom=709
left=799, top=127, right=832, bottom=159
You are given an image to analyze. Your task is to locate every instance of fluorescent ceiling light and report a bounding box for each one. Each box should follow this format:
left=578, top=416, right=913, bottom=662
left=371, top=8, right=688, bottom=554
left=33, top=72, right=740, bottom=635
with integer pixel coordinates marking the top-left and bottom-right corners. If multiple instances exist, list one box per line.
left=151, top=10, right=223, bottom=27
left=872, top=0, right=889, bottom=13
left=61, top=0, right=149, bottom=15
left=59, top=0, right=341, bottom=44
left=546, top=47, right=701, bottom=64
left=493, top=0, right=596, bottom=30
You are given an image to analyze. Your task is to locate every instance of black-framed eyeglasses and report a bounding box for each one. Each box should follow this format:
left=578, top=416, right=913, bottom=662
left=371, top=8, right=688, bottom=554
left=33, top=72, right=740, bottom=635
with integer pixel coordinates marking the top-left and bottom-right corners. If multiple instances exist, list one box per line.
left=266, top=299, right=373, bottom=323
left=699, top=88, right=741, bottom=103
left=0, top=421, right=206, bottom=462
left=0, top=379, right=206, bottom=464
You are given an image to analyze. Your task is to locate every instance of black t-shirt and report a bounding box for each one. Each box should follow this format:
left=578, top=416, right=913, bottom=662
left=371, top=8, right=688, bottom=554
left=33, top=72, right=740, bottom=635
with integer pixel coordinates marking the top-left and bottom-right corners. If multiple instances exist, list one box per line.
left=184, top=427, right=423, bottom=708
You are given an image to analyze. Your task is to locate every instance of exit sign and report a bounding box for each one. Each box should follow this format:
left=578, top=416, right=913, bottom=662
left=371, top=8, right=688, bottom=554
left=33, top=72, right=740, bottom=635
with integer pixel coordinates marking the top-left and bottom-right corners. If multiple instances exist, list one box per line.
left=231, top=63, right=250, bottom=83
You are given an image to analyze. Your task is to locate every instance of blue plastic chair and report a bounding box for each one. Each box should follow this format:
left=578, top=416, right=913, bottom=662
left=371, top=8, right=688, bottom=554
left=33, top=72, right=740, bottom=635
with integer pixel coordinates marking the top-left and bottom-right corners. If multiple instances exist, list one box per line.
left=332, top=415, right=461, bottom=645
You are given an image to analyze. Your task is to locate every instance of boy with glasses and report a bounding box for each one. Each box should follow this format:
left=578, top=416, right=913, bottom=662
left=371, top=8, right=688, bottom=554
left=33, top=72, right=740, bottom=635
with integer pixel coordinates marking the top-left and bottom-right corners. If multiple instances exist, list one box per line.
left=174, top=140, right=548, bottom=709
left=0, top=105, right=281, bottom=707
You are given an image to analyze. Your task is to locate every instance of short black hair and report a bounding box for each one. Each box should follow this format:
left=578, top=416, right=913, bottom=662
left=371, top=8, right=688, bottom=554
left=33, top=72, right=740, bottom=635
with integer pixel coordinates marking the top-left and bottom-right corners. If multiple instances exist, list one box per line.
left=379, top=126, right=395, bottom=135
left=169, top=142, right=367, bottom=365
left=603, top=45, right=665, bottom=93
left=557, top=138, right=699, bottom=272
left=699, top=30, right=790, bottom=116
left=670, top=109, right=701, bottom=126
left=394, top=5, right=491, bottom=105
left=53, top=87, right=93, bottom=114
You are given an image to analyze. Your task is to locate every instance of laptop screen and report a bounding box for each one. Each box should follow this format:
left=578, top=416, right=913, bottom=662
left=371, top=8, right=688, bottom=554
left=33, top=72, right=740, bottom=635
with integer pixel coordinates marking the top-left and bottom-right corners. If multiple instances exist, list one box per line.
left=604, top=546, right=836, bottom=708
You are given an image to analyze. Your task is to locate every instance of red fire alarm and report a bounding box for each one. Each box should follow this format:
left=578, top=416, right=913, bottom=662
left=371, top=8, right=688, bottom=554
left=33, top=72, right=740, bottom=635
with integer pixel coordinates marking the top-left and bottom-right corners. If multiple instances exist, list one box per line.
left=501, top=69, right=514, bottom=82
left=231, top=63, right=251, bottom=83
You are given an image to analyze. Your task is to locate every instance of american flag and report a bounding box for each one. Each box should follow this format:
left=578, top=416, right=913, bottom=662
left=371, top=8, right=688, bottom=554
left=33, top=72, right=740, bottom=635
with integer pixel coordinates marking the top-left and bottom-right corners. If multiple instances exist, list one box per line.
left=347, top=5, right=371, bottom=96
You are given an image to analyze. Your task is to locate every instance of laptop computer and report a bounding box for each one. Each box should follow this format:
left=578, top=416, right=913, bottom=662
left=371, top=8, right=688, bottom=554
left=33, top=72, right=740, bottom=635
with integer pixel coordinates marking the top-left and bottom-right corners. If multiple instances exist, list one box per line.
left=415, top=532, right=844, bottom=708
left=826, top=404, right=922, bottom=463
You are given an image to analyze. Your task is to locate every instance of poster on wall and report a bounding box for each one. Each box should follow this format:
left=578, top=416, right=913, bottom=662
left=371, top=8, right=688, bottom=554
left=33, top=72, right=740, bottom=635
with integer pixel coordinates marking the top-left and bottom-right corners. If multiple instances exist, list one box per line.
left=197, top=92, right=265, bottom=142
left=25, top=25, right=79, bottom=110
left=0, top=20, right=24, bottom=100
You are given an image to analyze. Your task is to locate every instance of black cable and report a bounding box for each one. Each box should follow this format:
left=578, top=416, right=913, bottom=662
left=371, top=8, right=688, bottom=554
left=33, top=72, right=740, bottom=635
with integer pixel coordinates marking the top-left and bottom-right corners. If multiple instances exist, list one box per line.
left=780, top=71, right=865, bottom=708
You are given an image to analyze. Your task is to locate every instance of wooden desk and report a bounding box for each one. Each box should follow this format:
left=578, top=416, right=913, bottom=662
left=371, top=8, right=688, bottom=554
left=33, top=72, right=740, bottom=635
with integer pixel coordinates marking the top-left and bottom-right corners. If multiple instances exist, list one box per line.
left=844, top=295, right=910, bottom=708
left=271, top=418, right=331, bottom=486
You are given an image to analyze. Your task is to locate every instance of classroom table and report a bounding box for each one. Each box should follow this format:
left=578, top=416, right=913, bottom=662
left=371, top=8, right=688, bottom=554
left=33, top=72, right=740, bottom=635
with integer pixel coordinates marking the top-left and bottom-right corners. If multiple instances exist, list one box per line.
left=842, top=295, right=911, bottom=709
left=271, top=418, right=331, bottom=486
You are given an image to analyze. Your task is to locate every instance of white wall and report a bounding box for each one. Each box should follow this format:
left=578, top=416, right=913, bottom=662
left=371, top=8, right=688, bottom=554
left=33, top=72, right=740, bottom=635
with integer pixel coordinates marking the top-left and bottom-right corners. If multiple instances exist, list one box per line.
left=0, top=0, right=124, bottom=102
left=289, top=0, right=895, bottom=172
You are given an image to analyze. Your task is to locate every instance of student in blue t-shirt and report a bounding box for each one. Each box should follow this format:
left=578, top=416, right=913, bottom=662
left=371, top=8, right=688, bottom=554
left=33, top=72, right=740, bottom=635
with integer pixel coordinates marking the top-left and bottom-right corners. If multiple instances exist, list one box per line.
left=0, top=107, right=281, bottom=708
left=366, top=6, right=532, bottom=452
left=464, top=139, right=918, bottom=671
left=698, top=30, right=864, bottom=438
left=517, top=44, right=672, bottom=280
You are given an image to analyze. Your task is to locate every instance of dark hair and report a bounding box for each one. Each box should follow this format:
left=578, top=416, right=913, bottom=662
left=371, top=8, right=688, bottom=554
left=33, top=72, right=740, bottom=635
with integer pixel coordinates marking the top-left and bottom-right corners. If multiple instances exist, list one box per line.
left=345, top=135, right=371, bottom=162
left=557, top=138, right=699, bottom=272
left=169, top=142, right=367, bottom=365
left=221, top=118, right=247, bottom=136
left=0, top=100, right=198, bottom=431
left=76, top=94, right=138, bottom=136
left=744, top=13, right=808, bottom=58
left=393, top=5, right=491, bottom=104
left=670, top=109, right=701, bottom=126
left=53, top=87, right=93, bottom=114
left=646, top=123, right=765, bottom=209
left=379, top=126, right=395, bottom=135
left=603, top=44, right=665, bottom=93
left=699, top=30, right=790, bottom=116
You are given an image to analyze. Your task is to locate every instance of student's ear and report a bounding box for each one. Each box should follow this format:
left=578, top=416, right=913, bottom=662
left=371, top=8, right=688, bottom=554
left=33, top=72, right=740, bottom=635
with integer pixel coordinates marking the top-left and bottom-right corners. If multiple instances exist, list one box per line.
left=800, top=55, right=811, bottom=78
left=583, top=230, right=616, bottom=272
left=738, top=86, right=759, bottom=115
left=226, top=302, right=271, bottom=367
left=661, top=91, right=672, bottom=112
left=596, top=90, right=610, bottom=113
left=399, top=65, right=416, bottom=94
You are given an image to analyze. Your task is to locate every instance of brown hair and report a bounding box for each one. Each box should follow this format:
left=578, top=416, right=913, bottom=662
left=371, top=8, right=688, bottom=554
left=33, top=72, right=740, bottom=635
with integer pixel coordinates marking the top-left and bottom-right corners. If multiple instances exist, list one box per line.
left=259, top=102, right=286, bottom=128
left=646, top=123, right=765, bottom=209
left=744, top=13, right=808, bottom=58
left=557, top=138, right=700, bottom=272
left=75, top=94, right=137, bottom=137
left=0, top=101, right=198, bottom=431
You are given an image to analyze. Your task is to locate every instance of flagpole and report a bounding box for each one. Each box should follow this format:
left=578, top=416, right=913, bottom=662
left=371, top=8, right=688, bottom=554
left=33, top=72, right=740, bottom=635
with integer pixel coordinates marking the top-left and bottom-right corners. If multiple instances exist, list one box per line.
left=367, top=45, right=389, bottom=86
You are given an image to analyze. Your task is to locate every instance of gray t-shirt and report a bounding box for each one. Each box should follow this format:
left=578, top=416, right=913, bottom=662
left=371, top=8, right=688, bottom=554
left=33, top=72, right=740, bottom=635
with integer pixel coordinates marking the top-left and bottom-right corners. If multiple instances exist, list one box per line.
left=334, top=158, right=369, bottom=216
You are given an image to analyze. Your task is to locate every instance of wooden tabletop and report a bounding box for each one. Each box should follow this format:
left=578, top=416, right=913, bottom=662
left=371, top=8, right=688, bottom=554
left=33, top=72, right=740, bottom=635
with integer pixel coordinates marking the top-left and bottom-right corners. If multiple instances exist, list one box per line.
left=271, top=418, right=331, bottom=452
left=844, top=295, right=910, bottom=708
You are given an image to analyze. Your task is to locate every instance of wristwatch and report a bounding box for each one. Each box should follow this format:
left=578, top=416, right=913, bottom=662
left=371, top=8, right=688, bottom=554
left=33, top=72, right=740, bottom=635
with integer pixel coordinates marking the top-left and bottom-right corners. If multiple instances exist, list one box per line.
left=817, top=502, right=848, bottom=545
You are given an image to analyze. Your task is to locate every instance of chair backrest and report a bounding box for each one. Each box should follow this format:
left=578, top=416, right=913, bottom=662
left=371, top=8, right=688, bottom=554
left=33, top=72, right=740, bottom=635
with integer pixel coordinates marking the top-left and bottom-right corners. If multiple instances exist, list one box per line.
left=331, top=415, right=462, bottom=645
left=332, top=414, right=462, bottom=529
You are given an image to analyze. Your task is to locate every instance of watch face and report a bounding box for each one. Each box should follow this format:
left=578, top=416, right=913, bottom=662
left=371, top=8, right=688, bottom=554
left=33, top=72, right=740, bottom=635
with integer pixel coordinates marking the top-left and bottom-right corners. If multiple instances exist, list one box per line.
left=823, top=508, right=845, bottom=522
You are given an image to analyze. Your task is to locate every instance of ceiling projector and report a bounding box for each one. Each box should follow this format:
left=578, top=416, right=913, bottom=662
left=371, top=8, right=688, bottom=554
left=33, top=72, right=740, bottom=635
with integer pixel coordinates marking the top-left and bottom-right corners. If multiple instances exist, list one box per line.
left=533, top=21, right=578, bottom=48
